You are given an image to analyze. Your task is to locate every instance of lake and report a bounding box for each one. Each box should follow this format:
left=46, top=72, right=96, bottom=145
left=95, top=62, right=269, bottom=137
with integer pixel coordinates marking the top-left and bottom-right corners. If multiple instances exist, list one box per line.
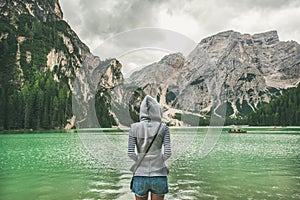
left=0, top=127, right=299, bottom=200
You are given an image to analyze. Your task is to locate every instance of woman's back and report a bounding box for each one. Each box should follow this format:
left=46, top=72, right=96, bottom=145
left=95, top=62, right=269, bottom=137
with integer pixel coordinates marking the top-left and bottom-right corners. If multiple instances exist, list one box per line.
left=128, top=95, right=171, bottom=199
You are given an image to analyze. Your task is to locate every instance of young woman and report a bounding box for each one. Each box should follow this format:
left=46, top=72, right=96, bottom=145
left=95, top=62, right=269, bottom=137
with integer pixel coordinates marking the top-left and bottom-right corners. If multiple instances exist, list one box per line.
left=128, top=95, right=171, bottom=200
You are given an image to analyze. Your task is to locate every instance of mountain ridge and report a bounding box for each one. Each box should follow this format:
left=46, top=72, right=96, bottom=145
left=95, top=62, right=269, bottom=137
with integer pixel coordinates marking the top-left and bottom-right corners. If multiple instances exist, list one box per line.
left=119, top=29, right=300, bottom=125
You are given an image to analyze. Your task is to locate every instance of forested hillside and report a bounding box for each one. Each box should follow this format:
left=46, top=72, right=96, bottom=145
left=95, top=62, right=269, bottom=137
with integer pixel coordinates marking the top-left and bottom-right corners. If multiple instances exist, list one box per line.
left=248, top=84, right=300, bottom=126
left=0, top=11, right=74, bottom=130
left=0, top=0, right=120, bottom=131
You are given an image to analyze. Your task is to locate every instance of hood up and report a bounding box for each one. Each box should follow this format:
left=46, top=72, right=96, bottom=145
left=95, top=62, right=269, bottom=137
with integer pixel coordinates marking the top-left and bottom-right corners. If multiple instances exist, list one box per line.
left=139, top=95, right=162, bottom=122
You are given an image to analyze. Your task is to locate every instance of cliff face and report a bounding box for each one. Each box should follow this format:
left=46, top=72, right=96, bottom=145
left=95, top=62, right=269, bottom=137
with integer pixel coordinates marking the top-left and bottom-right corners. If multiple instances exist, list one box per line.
left=179, top=30, right=300, bottom=117
left=0, top=0, right=123, bottom=130
left=1, top=0, right=63, bottom=21
left=124, top=30, right=300, bottom=124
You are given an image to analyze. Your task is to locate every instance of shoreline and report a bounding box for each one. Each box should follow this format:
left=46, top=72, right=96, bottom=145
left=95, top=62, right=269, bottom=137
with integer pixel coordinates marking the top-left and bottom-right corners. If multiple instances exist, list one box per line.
left=1, top=126, right=300, bottom=134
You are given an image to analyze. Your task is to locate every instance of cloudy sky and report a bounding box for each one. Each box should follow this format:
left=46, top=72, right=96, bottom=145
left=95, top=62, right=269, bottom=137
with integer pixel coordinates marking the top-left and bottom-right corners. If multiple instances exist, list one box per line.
left=60, top=0, right=300, bottom=76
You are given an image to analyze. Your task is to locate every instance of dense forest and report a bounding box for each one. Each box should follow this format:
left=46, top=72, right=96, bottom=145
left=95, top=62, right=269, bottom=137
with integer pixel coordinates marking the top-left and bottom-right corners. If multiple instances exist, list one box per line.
left=0, top=14, right=75, bottom=130
left=248, top=84, right=300, bottom=126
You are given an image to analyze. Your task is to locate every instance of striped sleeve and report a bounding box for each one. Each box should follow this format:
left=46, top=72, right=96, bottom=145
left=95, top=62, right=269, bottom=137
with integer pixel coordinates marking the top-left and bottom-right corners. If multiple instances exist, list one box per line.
left=163, top=125, right=171, bottom=161
left=127, top=129, right=137, bottom=161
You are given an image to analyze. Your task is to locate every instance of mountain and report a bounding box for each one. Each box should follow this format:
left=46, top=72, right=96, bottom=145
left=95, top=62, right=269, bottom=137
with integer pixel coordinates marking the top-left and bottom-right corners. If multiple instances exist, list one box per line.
left=1, top=1, right=299, bottom=129
left=120, top=30, right=300, bottom=125
left=0, top=0, right=123, bottom=130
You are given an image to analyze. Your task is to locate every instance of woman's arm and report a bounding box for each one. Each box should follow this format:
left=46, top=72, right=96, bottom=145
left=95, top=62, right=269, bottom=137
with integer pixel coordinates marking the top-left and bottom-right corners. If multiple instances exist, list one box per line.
left=127, top=129, right=137, bottom=161
left=163, top=125, right=171, bottom=161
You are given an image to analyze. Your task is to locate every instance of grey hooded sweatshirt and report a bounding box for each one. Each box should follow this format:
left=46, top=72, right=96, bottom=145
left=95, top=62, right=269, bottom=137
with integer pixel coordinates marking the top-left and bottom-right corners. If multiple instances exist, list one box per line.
left=128, top=95, right=171, bottom=177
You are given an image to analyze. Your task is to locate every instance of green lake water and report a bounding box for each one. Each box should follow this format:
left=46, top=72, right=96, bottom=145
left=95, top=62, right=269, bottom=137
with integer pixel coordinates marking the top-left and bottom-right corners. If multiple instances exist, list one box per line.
left=0, top=127, right=300, bottom=200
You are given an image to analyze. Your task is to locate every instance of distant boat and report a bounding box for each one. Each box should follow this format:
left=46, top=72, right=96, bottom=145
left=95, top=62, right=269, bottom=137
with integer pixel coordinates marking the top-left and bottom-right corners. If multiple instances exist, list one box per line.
left=228, top=129, right=247, bottom=134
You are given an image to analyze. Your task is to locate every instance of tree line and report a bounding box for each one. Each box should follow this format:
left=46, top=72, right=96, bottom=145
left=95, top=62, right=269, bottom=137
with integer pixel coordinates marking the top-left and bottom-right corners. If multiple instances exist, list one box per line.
left=0, top=14, right=74, bottom=130
left=248, top=84, right=300, bottom=126
left=0, top=69, right=72, bottom=130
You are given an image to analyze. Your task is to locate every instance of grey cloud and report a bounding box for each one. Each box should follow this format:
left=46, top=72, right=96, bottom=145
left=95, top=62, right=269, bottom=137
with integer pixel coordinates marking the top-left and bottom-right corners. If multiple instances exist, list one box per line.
left=93, top=28, right=197, bottom=59
left=60, top=0, right=300, bottom=55
left=162, top=0, right=300, bottom=41
left=227, top=0, right=300, bottom=9
left=73, top=0, right=163, bottom=40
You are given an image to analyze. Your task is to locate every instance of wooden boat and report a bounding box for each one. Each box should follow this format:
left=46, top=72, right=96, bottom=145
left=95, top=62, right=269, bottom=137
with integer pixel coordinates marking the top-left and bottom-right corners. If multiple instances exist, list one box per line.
left=228, top=129, right=247, bottom=134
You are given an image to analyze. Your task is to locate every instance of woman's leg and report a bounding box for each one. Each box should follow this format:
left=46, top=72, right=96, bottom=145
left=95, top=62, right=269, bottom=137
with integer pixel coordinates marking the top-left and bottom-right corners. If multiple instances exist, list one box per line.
left=151, top=193, right=164, bottom=200
left=135, top=194, right=148, bottom=200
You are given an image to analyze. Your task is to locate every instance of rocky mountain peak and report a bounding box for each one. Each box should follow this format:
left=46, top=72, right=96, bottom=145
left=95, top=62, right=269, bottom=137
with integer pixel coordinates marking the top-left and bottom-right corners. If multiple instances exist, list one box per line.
left=200, top=30, right=238, bottom=43
left=252, top=30, right=279, bottom=45
left=199, top=30, right=280, bottom=46
left=122, top=30, right=300, bottom=124
left=99, top=59, right=124, bottom=89
left=158, top=52, right=185, bottom=68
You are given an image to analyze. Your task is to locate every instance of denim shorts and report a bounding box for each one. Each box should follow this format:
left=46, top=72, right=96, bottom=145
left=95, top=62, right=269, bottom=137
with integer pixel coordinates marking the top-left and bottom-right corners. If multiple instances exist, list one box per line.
left=132, top=176, right=169, bottom=197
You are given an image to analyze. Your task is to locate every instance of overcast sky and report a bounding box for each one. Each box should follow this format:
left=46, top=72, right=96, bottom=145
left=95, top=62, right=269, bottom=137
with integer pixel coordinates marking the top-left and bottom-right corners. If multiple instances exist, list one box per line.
left=60, top=0, right=300, bottom=76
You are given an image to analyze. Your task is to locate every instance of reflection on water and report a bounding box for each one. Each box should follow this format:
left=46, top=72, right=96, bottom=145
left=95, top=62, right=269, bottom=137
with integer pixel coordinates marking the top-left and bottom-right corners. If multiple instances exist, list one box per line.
left=0, top=128, right=300, bottom=200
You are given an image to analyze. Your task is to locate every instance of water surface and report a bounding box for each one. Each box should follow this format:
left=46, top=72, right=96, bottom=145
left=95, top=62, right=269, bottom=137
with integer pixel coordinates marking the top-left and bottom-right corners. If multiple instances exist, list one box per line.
left=0, top=127, right=299, bottom=199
